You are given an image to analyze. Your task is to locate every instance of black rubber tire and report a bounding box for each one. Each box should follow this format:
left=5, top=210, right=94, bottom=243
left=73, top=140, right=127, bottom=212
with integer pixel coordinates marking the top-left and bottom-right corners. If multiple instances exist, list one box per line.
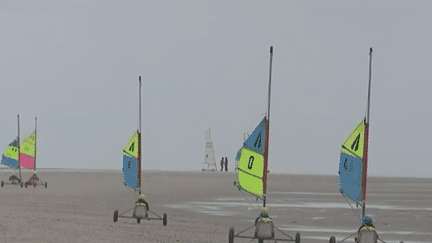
left=137, top=218, right=141, bottom=224
left=25, top=184, right=27, bottom=188
left=20, top=183, right=23, bottom=188
left=163, top=213, right=167, bottom=226
left=258, top=239, right=264, bottom=243
left=329, top=236, right=336, bottom=243
left=229, top=227, right=234, bottom=243
left=295, top=232, right=301, bottom=243
left=34, top=183, right=36, bottom=188
left=45, top=182, right=47, bottom=188
left=1, top=181, right=4, bottom=187
left=113, top=210, right=118, bottom=222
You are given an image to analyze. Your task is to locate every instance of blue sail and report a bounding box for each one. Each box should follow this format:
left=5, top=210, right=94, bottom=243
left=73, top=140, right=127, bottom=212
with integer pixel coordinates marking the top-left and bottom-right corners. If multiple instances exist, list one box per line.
left=243, top=117, right=266, bottom=154
left=122, top=155, right=138, bottom=188
left=338, top=120, right=365, bottom=203
left=339, top=153, right=362, bottom=203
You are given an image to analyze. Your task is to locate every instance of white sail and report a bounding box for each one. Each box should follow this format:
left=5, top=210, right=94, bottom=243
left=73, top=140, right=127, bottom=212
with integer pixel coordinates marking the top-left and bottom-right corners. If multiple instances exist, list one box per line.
left=203, top=128, right=217, bottom=171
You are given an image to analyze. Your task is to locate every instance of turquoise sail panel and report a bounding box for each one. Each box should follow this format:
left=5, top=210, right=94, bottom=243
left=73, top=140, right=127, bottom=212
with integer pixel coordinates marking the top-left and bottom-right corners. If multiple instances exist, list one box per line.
left=339, top=152, right=362, bottom=203
left=122, top=155, right=138, bottom=188
left=235, top=148, right=242, bottom=161
left=243, top=117, right=266, bottom=154
left=1, top=155, right=19, bottom=168
left=9, top=138, right=18, bottom=147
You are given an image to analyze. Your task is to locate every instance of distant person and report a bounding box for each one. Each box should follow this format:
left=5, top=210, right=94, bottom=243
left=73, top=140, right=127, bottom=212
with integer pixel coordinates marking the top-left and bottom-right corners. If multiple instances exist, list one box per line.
left=225, top=157, right=228, bottom=171
left=220, top=157, right=224, bottom=171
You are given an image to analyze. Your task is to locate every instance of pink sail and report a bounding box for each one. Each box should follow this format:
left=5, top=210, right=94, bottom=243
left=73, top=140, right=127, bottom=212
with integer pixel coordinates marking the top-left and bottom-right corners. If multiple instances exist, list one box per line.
left=19, top=153, right=35, bottom=169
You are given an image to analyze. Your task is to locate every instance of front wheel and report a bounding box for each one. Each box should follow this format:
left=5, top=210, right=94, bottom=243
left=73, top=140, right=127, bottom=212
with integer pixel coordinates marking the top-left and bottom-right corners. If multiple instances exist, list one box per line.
left=1, top=181, right=4, bottom=187
left=34, top=183, right=37, bottom=188
left=113, top=210, right=118, bottom=222
left=295, top=232, right=301, bottom=243
left=45, top=182, right=47, bottom=188
left=329, top=236, right=336, bottom=243
left=229, top=227, right=234, bottom=243
left=137, top=218, right=141, bottom=224
left=163, top=213, right=167, bottom=226
left=20, top=183, right=23, bottom=188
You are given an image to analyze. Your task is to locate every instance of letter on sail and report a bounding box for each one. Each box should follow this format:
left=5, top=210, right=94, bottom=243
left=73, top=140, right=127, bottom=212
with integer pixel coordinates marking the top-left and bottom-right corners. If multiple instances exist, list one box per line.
left=20, top=132, right=36, bottom=169
left=1, top=137, right=20, bottom=169
left=122, top=131, right=139, bottom=189
left=339, top=120, right=365, bottom=203
left=235, top=117, right=267, bottom=199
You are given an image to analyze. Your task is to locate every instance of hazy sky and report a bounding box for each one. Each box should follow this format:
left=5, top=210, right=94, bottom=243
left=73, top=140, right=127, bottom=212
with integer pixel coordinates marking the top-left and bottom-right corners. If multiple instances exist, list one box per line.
left=0, top=1, right=431, bottom=177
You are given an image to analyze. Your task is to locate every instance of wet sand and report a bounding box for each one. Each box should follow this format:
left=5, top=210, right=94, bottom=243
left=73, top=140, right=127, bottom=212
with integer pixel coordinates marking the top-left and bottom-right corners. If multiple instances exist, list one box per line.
left=0, top=170, right=431, bottom=243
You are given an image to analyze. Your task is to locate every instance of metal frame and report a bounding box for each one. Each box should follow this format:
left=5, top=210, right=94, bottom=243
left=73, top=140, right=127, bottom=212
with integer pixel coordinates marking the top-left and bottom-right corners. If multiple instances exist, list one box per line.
left=1, top=175, right=23, bottom=187
left=230, top=222, right=299, bottom=242
left=331, top=230, right=389, bottom=243
left=23, top=173, right=47, bottom=188
left=114, top=205, right=167, bottom=225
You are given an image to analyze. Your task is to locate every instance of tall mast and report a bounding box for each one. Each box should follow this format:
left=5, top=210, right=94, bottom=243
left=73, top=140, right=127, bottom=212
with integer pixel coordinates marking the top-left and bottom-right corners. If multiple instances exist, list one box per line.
left=263, top=46, right=273, bottom=207
left=17, top=114, right=22, bottom=181
left=361, top=47, right=373, bottom=216
left=138, top=76, right=142, bottom=194
left=35, top=117, right=37, bottom=171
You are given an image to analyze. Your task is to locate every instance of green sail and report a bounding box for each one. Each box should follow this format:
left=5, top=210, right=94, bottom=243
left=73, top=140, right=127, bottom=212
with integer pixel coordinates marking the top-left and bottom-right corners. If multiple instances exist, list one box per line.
left=123, top=131, right=138, bottom=159
left=236, top=148, right=264, bottom=198
left=21, top=132, right=36, bottom=157
left=341, top=120, right=365, bottom=158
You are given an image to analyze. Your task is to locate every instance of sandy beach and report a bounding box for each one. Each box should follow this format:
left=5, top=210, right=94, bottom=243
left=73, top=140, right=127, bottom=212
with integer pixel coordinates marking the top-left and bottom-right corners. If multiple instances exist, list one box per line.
left=0, top=170, right=431, bottom=243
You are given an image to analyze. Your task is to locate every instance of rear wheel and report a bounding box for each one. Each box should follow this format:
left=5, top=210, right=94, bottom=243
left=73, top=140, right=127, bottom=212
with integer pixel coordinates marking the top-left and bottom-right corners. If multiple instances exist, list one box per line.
left=137, top=218, right=141, bottom=224
left=258, top=239, right=264, bottom=243
left=34, top=183, right=36, bottom=188
left=20, top=183, right=23, bottom=188
left=329, top=236, right=336, bottom=243
left=45, top=182, right=47, bottom=188
left=1, top=181, right=4, bottom=187
left=295, top=232, right=301, bottom=243
left=229, top=227, right=234, bottom=243
left=163, top=213, right=167, bottom=226
left=113, top=210, right=118, bottom=222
